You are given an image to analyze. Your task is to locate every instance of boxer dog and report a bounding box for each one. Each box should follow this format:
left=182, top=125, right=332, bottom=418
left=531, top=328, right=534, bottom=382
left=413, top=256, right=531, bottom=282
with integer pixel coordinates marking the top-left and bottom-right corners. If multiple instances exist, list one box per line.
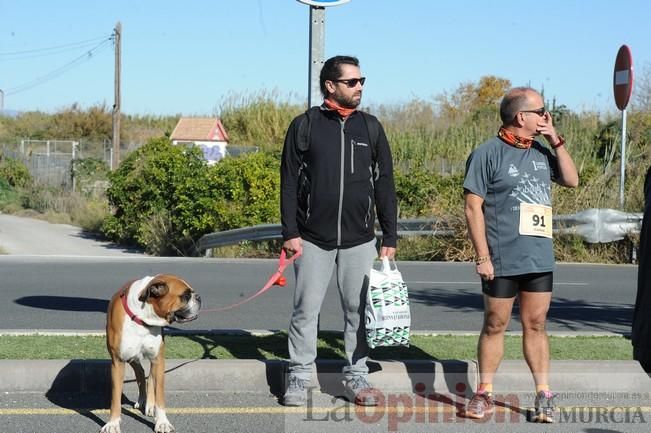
left=100, top=274, right=201, bottom=433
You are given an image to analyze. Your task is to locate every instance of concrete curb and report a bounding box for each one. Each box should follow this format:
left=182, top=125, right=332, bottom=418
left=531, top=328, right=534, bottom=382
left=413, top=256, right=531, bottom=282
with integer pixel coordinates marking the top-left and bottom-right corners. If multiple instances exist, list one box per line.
left=0, top=359, right=477, bottom=397
left=496, top=360, right=651, bottom=393
left=1, top=359, right=649, bottom=396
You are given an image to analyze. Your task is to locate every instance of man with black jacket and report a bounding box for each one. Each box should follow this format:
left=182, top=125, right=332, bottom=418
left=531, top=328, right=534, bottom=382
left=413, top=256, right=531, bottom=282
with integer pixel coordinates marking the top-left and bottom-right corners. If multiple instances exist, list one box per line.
left=280, top=55, right=398, bottom=407
left=633, top=166, right=651, bottom=374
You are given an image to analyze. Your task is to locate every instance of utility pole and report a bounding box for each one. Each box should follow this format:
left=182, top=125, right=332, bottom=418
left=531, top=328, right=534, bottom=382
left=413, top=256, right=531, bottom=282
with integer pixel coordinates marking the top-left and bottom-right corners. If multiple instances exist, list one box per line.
left=0, top=89, right=4, bottom=111
left=111, top=22, right=122, bottom=170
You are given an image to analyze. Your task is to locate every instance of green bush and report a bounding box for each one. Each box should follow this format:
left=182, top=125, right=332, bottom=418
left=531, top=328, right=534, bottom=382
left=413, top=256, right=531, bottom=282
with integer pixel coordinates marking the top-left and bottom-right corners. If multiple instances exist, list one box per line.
left=0, top=178, right=21, bottom=211
left=72, top=158, right=109, bottom=183
left=102, top=138, right=282, bottom=256
left=0, top=155, right=32, bottom=188
left=208, top=151, right=281, bottom=231
left=102, top=137, right=215, bottom=255
left=394, top=167, right=439, bottom=217
left=395, top=168, right=464, bottom=217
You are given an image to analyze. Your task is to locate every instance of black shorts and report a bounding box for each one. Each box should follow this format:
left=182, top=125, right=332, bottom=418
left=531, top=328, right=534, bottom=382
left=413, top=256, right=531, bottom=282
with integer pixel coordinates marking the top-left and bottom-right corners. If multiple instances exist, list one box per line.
left=481, top=272, right=553, bottom=298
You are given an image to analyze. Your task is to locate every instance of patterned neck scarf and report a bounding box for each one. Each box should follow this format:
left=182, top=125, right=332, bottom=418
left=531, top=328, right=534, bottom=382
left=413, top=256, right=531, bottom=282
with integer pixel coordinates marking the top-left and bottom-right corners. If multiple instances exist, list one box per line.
left=324, top=98, right=356, bottom=119
left=497, top=127, right=534, bottom=149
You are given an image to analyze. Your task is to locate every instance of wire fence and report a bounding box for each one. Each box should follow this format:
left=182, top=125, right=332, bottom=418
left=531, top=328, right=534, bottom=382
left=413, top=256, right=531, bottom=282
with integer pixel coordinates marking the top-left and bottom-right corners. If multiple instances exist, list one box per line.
left=1, top=139, right=112, bottom=190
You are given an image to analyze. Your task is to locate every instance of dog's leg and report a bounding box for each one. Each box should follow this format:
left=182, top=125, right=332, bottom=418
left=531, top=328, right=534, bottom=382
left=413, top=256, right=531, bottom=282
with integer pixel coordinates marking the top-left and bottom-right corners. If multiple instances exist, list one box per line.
left=100, top=358, right=125, bottom=433
left=129, top=359, right=148, bottom=413
left=151, top=347, right=174, bottom=433
left=145, top=362, right=155, bottom=417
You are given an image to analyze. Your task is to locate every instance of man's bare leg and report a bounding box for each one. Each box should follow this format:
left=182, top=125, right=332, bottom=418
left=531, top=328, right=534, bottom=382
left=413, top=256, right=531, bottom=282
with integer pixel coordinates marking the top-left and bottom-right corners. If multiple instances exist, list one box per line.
left=519, top=291, right=552, bottom=387
left=477, top=294, right=515, bottom=385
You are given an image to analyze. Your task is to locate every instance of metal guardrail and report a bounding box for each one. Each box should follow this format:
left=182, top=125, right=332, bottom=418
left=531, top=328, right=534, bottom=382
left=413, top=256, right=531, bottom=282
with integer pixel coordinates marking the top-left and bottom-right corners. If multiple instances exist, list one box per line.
left=197, top=209, right=645, bottom=256
left=198, top=224, right=282, bottom=251
left=196, top=220, right=455, bottom=256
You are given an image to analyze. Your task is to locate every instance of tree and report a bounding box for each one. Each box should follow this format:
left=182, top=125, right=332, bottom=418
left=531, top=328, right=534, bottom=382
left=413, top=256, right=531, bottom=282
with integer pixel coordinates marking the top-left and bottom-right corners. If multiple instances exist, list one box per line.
left=436, top=75, right=511, bottom=119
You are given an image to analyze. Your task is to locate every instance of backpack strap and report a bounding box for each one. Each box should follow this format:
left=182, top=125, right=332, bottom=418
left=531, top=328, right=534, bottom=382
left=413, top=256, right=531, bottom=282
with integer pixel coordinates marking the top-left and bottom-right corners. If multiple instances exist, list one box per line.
left=297, top=106, right=321, bottom=152
left=360, top=111, right=380, bottom=162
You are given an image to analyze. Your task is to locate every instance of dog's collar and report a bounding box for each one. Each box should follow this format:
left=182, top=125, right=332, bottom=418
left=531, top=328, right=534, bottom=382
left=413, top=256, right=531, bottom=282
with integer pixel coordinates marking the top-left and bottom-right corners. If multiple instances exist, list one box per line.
left=120, top=288, right=150, bottom=327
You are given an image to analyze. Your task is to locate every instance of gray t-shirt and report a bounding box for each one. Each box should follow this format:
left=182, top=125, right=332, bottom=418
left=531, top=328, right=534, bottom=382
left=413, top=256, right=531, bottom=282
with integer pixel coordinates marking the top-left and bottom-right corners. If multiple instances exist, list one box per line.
left=463, top=136, right=559, bottom=277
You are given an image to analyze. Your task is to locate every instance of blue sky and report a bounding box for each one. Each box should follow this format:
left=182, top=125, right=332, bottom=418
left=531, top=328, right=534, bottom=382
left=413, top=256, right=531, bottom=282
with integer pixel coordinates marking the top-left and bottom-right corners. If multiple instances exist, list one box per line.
left=1, top=0, right=649, bottom=116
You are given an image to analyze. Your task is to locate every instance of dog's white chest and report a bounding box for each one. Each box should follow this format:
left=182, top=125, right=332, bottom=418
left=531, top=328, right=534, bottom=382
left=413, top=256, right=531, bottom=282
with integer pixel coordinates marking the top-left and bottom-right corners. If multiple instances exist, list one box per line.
left=119, top=319, right=163, bottom=362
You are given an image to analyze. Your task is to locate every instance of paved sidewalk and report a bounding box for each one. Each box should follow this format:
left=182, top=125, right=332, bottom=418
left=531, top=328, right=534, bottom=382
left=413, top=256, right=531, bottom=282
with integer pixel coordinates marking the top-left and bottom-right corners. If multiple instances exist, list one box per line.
left=0, top=213, right=143, bottom=256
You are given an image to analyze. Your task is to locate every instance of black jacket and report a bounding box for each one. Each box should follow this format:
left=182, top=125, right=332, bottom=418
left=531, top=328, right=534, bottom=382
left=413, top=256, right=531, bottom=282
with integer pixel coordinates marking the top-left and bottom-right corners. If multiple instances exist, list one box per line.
left=633, top=166, right=651, bottom=372
left=280, top=105, right=398, bottom=250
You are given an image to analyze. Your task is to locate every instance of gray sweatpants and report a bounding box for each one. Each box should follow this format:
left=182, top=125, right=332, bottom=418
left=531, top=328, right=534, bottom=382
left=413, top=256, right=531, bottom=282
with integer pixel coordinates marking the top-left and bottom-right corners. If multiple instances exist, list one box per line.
left=288, top=238, right=377, bottom=381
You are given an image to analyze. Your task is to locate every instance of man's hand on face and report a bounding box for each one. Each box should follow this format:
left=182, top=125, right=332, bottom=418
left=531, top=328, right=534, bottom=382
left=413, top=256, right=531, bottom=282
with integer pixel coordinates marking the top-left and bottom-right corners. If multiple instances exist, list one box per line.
left=537, top=112, right=560, bottom=146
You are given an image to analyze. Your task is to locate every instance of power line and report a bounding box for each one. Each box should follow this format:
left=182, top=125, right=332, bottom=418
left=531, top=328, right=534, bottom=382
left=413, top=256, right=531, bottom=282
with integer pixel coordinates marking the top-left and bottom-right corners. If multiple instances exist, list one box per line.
left=5, top=37, right=113, bottom=96
left=0, top=40, right=110, bottom=62
left=0, top=35, right=110, bottom=56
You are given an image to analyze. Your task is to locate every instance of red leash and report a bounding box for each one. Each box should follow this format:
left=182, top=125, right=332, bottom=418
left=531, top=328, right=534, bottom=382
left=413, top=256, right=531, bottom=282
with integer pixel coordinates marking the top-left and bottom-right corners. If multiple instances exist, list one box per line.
left=201, top=250, right=301, bottom=312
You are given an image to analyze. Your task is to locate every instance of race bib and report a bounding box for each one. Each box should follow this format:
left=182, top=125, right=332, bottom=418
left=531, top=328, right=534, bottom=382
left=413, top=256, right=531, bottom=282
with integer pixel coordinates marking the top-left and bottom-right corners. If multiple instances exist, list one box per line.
left=519, top=203, right=553, bottom=238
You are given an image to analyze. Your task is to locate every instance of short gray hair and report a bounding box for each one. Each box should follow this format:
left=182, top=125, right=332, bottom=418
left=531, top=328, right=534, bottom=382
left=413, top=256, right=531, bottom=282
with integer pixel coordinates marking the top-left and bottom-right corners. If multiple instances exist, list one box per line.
left=499, top=87, right=538, bottom=124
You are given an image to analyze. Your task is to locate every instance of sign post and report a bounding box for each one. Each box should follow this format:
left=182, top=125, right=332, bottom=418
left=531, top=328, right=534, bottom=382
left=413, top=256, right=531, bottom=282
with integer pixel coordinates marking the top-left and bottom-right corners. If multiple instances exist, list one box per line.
left=297, top=0, right=351, bottom=108
left=613, top=44, right=634, bottom=209
left=308, top=6, right=325, bottom=108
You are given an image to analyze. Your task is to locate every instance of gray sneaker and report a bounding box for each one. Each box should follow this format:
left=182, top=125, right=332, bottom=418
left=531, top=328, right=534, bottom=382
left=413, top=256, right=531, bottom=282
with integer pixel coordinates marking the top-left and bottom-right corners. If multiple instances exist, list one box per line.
left=531, top=391, right=557, bottom=423
left=283, top=375, right=308, bottom=406
left=343, top=376, right=380, bottom=406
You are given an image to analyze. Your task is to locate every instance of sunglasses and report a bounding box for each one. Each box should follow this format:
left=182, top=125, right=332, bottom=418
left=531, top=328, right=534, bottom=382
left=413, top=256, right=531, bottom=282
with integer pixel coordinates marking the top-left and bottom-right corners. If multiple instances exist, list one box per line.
left=332, top=77, right=366, bottom=88
left=520, top=107, right=546, bottom=117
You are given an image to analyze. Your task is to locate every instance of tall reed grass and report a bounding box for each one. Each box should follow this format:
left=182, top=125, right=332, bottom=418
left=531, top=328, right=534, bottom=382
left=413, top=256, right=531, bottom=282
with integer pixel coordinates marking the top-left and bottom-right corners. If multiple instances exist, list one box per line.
left=3, top=89, right=650, bottom=261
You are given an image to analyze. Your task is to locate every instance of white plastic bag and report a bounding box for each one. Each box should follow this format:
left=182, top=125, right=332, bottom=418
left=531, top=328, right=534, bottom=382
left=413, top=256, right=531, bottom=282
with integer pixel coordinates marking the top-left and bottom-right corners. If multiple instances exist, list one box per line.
left=365, top=257, right=411, bottom=348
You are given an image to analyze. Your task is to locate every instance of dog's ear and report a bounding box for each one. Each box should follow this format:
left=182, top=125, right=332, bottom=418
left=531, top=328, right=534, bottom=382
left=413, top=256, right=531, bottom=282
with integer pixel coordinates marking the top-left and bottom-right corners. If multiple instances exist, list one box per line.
left=139, top=281, right=169, bottom=302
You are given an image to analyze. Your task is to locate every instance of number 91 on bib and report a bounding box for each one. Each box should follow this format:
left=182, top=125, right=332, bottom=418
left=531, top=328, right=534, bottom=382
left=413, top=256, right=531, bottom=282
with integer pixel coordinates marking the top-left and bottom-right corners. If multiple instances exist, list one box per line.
left=519, top=202, right=553, bottom=238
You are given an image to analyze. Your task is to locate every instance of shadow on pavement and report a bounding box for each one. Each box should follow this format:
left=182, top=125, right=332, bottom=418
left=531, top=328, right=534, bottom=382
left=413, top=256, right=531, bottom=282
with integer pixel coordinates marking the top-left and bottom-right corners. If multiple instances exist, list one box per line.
left=70, top=231, right=146, bottom=254
left=584, top=429, right=628, bottom=433
left=175, top=328, right=470, bottom=417
left=44, top=360, right=154, bottom=430
left=409, top=288, right=632, bottom=334
left=14, top=295, right=108, bottom=312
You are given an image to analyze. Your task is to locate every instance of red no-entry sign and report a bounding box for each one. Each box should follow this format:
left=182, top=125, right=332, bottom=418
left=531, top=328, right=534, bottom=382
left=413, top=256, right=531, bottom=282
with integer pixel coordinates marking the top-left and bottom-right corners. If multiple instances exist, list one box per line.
left=613, top=45, right=634, bottom=111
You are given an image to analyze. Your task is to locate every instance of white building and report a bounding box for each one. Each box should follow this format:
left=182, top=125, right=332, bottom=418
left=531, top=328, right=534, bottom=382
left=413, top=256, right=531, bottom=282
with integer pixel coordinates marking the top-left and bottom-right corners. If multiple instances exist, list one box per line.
left=170, top=117, right=229, bottom=164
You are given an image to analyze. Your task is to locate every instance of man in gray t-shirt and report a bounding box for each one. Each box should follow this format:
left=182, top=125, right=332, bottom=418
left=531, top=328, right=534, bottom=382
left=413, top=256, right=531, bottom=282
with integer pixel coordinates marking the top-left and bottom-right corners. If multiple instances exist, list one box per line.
left=464, top=138, right=559, bottom=276
left=462, top=87, right=578, bottom=423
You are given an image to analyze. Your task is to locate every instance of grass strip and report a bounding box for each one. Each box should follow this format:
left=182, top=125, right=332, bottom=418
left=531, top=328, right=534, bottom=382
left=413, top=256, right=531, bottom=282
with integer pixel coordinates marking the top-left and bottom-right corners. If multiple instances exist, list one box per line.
left=0, top=333, right=633, bottom=361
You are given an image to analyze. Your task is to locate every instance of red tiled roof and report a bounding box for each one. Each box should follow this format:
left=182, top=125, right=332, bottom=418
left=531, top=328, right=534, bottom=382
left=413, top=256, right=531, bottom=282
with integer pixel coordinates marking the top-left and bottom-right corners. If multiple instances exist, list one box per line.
left=170, top=118, right=229, bottom=142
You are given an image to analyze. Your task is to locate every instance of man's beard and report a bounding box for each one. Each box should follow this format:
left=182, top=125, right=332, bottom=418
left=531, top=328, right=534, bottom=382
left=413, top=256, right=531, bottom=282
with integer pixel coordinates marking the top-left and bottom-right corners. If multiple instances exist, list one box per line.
left=332, top=92, right=361, bottom=109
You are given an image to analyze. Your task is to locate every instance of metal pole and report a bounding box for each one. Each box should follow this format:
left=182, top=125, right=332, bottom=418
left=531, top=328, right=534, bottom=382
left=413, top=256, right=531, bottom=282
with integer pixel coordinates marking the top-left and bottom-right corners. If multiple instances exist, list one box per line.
left=308, top=6, right=325, bottom=108
left=72, top=142, right=77, bottom=192
left=309, top=6, right=325, bottom=335
left=112, top=22, right=122, bottom=170
left=0, top=89, right=4, bottom=111
left=620, top=108, right=627, bottom=209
